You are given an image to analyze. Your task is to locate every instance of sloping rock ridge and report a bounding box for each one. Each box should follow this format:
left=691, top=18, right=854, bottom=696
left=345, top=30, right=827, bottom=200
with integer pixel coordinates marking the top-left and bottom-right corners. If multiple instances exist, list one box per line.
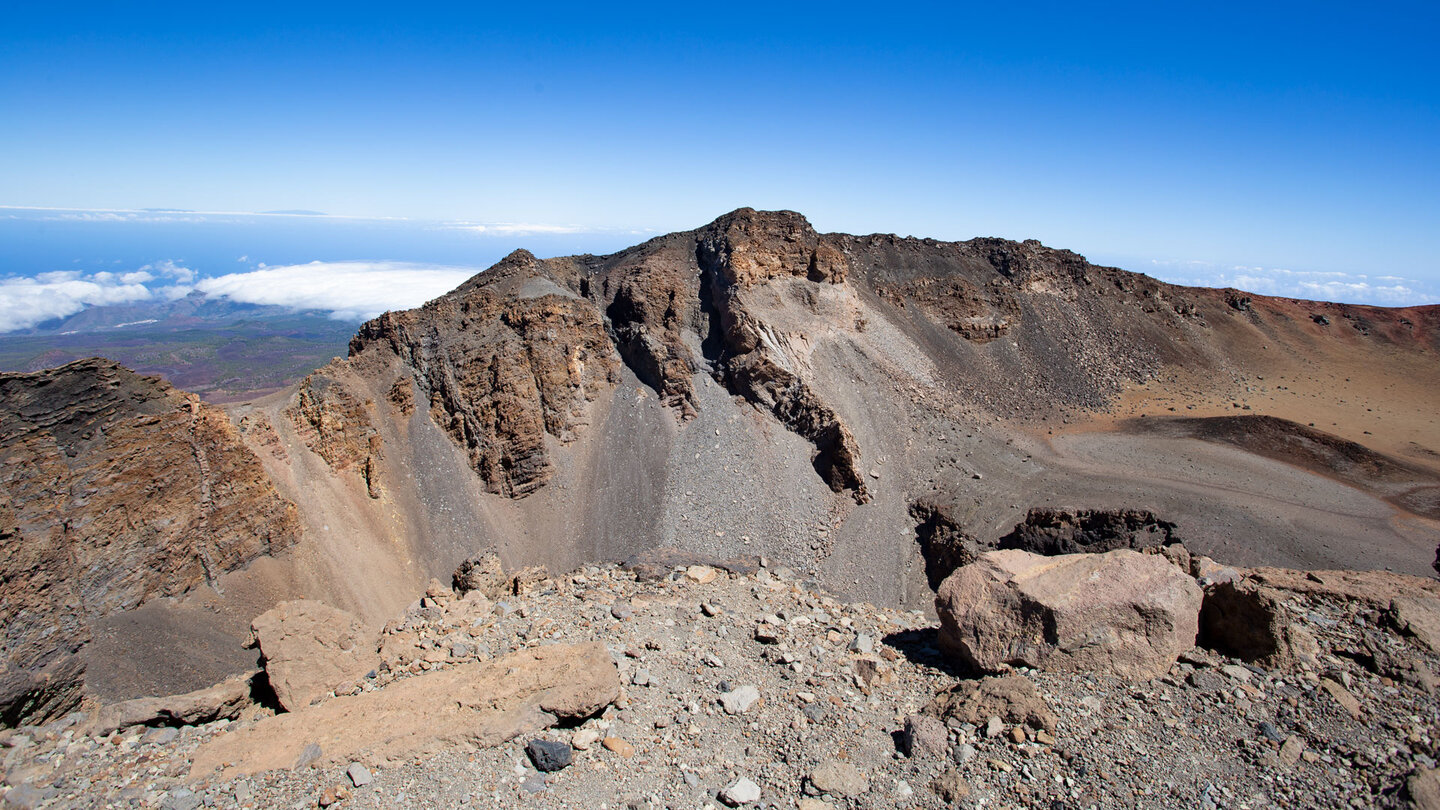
left=0, top=359, right=301, bottom=724
left=190, top=641, right=620, bottom=776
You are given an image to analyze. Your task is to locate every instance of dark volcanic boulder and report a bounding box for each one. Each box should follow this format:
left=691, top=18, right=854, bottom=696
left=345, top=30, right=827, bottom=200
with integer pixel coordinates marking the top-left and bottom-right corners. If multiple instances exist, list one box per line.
left=997, top=508, right=1178, bottom=556
left=910, top=500, right=983, bottom=589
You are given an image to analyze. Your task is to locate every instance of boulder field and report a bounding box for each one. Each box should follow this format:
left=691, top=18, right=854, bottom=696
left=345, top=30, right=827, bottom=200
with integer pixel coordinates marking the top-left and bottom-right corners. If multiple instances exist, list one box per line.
left=1, top=550, right=1438, bottom=809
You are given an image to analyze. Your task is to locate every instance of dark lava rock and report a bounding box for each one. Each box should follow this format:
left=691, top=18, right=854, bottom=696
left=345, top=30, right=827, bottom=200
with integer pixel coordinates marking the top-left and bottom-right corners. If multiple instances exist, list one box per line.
left=996, top=508, right=1178, bottom=556
left=910, top=500, right=982, bottom=589
left=526, top=738, right=572, bottom=772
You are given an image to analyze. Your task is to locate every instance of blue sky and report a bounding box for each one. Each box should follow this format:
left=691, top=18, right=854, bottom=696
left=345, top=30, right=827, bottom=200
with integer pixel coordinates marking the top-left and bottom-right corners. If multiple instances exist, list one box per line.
left=2, top=2, right=1438, bottom=308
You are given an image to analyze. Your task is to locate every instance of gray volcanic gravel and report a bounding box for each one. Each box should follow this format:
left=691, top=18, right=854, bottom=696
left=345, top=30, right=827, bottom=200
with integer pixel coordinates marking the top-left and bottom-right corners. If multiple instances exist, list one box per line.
left=3, top=558, right=1438, bottom=809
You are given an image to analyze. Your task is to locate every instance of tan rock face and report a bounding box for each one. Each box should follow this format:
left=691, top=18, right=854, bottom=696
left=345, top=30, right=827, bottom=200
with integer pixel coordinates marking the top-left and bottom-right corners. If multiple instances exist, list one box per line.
left=1389, top=597, right=1440, bottom=653
left=190, top=642, right=620, bottom=776
left=249, top=600, right=376, bottom=712
left=936, top=549, right=1202, bottom=679
left=0, top=359, right=301, bottom=725
left=288, top=367, right=383, bottom=498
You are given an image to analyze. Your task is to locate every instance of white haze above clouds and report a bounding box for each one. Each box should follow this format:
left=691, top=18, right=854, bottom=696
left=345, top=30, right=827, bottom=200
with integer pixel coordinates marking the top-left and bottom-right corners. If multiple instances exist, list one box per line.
left=0, top=260, right=478, bottom=333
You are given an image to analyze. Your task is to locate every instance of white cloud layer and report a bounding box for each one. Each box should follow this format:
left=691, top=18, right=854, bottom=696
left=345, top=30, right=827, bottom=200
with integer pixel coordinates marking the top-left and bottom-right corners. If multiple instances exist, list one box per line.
left=0, top=259, right=474, bottom=333
left=0, top=268, right=196, bottom=332
left=1147, top=260, right=1438, bottom=307
left=194, top=261, right=477, bottom=320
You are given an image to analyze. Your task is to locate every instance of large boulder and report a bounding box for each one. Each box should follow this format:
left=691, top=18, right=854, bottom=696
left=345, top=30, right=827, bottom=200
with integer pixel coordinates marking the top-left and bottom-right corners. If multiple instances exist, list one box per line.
left=248, top=600, right=376, bottom=712
left=190, top=642, right=620, bottom=776
left=936, top=549, right=1202, bottom=679
left=452, top=551, right=511, bottom=599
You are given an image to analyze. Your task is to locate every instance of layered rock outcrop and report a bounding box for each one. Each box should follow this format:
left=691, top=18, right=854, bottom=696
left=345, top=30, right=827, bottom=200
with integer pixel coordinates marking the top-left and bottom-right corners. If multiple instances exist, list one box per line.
left=327, top=208, right=873, bottom=502
left=289, top=369, right=384, bottom=498
left=348, top=252, right=620, bottom=498
left=0, top=359, right=301, bottom=724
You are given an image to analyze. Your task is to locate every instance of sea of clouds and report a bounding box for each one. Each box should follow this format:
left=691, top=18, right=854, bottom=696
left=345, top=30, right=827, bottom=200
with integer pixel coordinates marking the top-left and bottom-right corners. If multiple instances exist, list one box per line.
left=1142, top=260, right=1437, bottom=308
left=0, top=259, right=478, bottom=332
left=193, top=261, right=477, bottom=321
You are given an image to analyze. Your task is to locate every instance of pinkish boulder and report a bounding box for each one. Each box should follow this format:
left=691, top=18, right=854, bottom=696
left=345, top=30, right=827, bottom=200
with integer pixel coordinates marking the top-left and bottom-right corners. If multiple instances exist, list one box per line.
left=936, top=549, right=1202, bottom=679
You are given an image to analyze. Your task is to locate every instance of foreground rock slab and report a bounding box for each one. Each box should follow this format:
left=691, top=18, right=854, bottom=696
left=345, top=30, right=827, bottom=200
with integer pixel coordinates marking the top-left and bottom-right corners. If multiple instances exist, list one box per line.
left=926, top=674, right=1058, bottom=733
left=248, top=600, right=375, bottom=712
left=937, top=549, right=1202, bottom=679
left=87, top=670, right=257, bottom=736
left=190, top=642, right=619, bottom=776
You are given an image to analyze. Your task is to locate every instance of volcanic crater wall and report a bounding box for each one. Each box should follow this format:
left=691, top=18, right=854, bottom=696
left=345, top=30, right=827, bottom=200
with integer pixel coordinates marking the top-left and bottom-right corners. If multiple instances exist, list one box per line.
left=0, top=359, right=301, bottom=724
left=6, top=208, right=1439, bottom=729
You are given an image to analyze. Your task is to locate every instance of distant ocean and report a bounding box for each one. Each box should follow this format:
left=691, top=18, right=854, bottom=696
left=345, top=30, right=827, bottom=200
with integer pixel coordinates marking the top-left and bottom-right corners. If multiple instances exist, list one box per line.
left=0, top=207, right=642, bottom=281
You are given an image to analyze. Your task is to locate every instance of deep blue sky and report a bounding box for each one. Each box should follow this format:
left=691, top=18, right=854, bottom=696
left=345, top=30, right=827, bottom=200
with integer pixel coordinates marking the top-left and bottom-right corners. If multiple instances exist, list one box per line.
left=3, top=2, right=1438, bottom=304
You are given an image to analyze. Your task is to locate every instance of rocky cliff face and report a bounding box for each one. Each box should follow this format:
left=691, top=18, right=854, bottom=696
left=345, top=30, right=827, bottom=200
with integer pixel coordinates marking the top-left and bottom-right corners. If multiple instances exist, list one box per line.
left=340, top=210, right=874, bottom=504
left=0, top=359, right=301, bottom=724
left=268, top=208, right=1440, bottom=611
left=345, top=250, right=620, bottom=498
